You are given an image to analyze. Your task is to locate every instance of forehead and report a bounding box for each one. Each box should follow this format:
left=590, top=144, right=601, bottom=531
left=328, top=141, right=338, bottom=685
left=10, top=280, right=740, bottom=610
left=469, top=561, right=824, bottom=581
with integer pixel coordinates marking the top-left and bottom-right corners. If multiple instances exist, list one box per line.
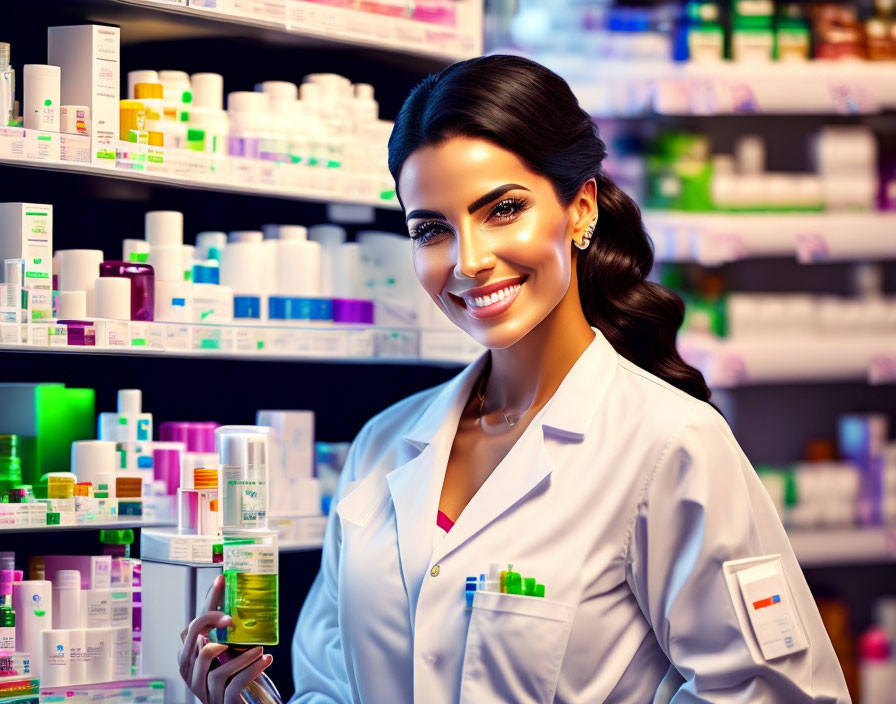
left=398, top=137, right=541, bottom=211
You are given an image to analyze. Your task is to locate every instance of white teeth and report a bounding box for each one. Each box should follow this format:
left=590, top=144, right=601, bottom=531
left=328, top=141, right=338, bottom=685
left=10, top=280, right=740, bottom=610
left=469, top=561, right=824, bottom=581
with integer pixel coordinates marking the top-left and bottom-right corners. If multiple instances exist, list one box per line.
left=466, top=281, right=524, bottom=309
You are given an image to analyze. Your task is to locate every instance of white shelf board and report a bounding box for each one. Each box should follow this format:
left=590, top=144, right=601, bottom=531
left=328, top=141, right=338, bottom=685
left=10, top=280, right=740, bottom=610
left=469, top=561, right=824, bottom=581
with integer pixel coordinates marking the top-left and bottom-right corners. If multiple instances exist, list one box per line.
left=542, top=57, right=896, bottom=116
left=645, top=211, right=896, bottom=265
left=0, top=150, right=400, bottom=210
left=0, top=321, right=478, bottom=367
left=679, top=333, right=896, bottom=388
left=788, top=527, right=896, bottom=567
left=109, top=0, right=482, bottom=62
left=0, top=518, right=175, bottom=533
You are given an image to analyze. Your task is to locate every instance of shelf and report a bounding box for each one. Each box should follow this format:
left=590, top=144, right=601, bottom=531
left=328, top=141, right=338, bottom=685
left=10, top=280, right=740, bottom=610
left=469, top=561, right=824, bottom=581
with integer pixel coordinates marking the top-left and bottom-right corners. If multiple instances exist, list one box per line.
left=104, top=0, right=482, bottom=62
left=679, top=333, right=896, bottom=388
left=0, top=130, right=399, bottom=209
left=645, top=211, right=896, bottom=265
left=0, top=321, right=479, bottom=367
left=789, top=527, right=896, bottom=567
left=539, top=57, right=896, bottom=116
left=0, top=518, right=175, bottom=533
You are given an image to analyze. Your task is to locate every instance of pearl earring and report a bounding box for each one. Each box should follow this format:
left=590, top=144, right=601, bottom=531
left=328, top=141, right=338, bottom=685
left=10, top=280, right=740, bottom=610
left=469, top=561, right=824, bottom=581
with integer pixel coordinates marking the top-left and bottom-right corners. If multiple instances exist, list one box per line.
left=575, top=216, right=598, bottom=251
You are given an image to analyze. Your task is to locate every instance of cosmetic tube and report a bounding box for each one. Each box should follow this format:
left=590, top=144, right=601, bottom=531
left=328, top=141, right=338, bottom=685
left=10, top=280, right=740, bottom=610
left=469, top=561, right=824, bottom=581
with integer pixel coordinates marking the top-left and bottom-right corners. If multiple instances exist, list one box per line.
left=13, top=580, right=51, bottom=676
left=52, top=570, right=83, bottom=629
left=41, top=627, right=86, bottom=686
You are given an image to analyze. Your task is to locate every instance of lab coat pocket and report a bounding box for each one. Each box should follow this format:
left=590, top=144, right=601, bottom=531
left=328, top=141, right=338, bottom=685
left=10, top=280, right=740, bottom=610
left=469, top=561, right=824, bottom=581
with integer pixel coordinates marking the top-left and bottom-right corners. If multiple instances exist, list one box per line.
left=460, top=591, right=575, bottom=704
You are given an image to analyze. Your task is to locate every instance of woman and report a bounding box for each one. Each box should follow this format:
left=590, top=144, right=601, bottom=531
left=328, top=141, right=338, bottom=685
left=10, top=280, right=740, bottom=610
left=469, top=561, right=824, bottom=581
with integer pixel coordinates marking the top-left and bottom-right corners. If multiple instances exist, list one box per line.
left=179, top=55, right=850, bottom=703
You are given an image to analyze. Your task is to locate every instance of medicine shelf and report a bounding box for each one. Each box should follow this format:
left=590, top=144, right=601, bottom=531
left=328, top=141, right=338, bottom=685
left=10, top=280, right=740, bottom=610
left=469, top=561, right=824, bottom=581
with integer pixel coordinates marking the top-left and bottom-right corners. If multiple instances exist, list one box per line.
left=788, top=527, right=896, bottom=567
left=99, top=0, right=482, bottom=63
left=0, top=322, right=479, bottom=367
left=644, top=211, right=896, bottom=265
left=678, top=333, right=896, bottom=388
left=0, top=518, right=176, bottom=533
left=542, top=57, right=896, bottom=117
left=0, top=150, right=400, bottom=210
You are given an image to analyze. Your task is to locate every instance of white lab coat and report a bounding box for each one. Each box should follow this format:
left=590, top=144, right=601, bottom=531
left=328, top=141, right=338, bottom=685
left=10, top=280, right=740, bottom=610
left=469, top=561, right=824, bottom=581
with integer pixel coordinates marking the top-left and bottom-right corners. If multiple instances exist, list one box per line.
left=290, top=328, right=850, bottom=703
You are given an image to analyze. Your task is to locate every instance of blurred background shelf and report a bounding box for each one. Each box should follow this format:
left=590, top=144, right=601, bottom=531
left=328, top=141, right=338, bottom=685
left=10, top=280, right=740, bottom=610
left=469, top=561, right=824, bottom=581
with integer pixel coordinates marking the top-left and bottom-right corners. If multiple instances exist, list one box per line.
left=679, top=333, right=896, bottom=387
left=0, top=517, right=175, bottom=533
left=103, top=0, right=483, bottom=62
left=645, top=211, right=896, bottom=265
left=789, top=527, right=896, bottom=567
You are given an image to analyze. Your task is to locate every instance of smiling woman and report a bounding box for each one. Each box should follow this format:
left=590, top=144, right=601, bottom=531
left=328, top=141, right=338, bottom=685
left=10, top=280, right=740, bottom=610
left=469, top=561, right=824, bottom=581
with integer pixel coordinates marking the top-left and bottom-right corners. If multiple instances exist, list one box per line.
left=179, top=54, right=850, bottom=704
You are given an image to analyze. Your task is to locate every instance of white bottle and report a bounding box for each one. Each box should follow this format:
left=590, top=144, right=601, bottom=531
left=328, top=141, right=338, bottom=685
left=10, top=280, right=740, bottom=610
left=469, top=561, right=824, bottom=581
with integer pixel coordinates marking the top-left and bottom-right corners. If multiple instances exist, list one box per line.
left=0, top=43, right=13, bottom=126
left=860, top=626, right=896, bottom=704
left=23, top=64, right=61, bottom=132
left=216, top=426, right=271, bottom=533
left=52, top=570, right=83, bottom=629
left=13, top=580, right=52, bottom=677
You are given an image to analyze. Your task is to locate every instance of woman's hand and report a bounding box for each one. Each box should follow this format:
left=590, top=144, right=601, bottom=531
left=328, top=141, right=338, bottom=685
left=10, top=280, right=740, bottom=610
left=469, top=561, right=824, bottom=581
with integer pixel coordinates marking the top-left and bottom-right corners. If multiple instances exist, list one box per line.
left=177, top=574, right=274, bottom=704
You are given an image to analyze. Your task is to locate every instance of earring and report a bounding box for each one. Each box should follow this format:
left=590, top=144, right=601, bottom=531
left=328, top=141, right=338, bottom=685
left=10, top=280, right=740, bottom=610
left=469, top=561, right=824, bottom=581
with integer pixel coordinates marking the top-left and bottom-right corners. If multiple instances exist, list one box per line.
left=575, top=216, right=598, bottom=251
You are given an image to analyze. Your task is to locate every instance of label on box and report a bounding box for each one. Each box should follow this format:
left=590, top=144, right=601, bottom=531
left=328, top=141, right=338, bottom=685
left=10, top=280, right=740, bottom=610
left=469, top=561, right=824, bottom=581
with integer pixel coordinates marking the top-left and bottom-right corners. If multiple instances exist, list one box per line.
left=0, top=126, right=26, bottom=158
left=24, top=130, right=61, bottom=162
left=60, top=133, right=91, bottom=163
left=104, top=320, right=131, bottom=347
left=223, top=543, right=277, bottom=575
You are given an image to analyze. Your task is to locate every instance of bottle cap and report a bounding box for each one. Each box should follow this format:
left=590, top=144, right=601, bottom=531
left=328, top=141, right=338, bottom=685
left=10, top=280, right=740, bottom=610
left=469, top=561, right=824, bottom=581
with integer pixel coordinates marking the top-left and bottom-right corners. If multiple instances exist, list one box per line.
left=134, top=82, right=163, bottom=100
left=55, top=569, right=81, bottom=590
left=215, top=426, right=270, bottom=468
left=117, top=389, right=142, bottom=415
left=194, top=468, right=218, bottom=490
left=860, top=626, right=892, bottom=661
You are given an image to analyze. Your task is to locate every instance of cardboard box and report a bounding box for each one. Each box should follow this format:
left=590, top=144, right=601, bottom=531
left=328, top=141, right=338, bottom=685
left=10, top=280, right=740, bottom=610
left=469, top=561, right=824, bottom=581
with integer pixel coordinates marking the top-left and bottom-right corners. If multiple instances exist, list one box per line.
left=47, top=25, right=120, bottom=167
left=0, top=203, right=53, bottom=319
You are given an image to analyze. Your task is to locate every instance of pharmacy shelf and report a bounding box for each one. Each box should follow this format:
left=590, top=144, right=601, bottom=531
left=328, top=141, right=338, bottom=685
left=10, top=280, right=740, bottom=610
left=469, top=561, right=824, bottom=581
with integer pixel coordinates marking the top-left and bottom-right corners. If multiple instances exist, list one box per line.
left=678, top=333, right=896, bottom=388
left=0, top=322, right=479, bottom=367
left=645, top=211, right=896, bottom=265
left=0, top=518, right=175, bottom=533
left=789, top=527, right=896, bottom=567
left=103, top=0, right=482, bottom=62
left=541, top=57, right=896, bottom=116
left=0, top=148, right=400, bottom=210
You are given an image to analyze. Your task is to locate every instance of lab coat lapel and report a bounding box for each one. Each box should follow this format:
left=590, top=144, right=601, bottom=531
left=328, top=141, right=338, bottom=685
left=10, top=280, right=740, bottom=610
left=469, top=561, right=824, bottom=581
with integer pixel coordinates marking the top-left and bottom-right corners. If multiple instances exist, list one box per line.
left=388, top=352, right=490, bottom=628
left=430, top=327, right=619, bottom=564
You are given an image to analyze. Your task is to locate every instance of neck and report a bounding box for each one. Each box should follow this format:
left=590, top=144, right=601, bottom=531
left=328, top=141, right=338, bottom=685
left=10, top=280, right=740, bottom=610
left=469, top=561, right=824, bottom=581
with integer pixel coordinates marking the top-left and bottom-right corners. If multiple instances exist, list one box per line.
left=485, top=283, right=595, bottom=415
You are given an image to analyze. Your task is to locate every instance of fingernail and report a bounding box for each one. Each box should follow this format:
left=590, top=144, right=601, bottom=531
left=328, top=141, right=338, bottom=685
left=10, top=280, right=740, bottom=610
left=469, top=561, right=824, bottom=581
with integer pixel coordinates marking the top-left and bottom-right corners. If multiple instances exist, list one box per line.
left=214, top=575, right=223, bottom=586
left=264, top=654, right=273, bottom=663
left=219, top=615, right=232, bottom=625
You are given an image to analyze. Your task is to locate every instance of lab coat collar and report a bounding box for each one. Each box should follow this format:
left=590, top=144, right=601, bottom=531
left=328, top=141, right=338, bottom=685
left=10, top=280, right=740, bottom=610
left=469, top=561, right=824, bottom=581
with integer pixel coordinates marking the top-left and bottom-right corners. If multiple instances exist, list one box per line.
left=399, top=326, right=618, bottom=448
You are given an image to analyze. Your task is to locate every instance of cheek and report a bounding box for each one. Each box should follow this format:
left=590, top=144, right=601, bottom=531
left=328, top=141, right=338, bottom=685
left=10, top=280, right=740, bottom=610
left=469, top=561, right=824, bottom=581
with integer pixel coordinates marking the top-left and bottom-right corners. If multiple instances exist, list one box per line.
left=412, top=243, right=454, bottom=296
left=510, top=218, right=571, bottom=282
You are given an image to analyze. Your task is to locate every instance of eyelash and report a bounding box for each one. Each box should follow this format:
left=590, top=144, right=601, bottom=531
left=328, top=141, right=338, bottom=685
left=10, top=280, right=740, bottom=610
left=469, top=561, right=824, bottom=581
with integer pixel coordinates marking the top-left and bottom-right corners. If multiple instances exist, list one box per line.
left=409, top=196, right=530, bottom=244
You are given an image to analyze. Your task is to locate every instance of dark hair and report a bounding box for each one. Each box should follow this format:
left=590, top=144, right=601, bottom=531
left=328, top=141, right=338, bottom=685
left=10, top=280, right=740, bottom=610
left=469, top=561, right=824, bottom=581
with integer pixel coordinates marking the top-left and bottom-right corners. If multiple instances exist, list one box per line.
left=388, top=54, right=711, bottom=404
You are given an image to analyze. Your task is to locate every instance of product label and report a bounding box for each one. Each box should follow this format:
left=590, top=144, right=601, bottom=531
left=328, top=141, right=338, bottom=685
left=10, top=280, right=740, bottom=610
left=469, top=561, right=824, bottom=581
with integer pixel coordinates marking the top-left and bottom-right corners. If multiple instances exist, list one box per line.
left=0, top=627, right=15, bottom=650
left=222, top=467, right=267, bottom=529
left=223, top=543, right=278, bottom=575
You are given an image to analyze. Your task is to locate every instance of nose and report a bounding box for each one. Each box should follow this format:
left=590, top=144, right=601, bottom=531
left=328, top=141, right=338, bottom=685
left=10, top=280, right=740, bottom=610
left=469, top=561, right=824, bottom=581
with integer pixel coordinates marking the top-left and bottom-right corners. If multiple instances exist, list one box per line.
left=454, top=223, right=497, bottom=279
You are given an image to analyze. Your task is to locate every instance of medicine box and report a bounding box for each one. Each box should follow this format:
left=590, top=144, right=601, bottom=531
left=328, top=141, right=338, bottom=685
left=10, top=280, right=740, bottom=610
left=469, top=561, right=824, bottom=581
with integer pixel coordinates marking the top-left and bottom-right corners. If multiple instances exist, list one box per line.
left=0, top=203, right=53, bottom=319
left=47, top=25, right=120, bottom=167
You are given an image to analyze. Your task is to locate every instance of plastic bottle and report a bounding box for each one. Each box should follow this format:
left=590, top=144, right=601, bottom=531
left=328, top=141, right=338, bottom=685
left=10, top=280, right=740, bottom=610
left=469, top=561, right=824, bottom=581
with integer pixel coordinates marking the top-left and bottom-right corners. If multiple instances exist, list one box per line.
left=52, top=570, right=82, bottom=629
left=216, top=427, right=270, bottom=533
left=860, top=626, right=896, bottom=704
left=221, top=532, right=278, bottom=646
left=0, top=435, right=22, bottom=495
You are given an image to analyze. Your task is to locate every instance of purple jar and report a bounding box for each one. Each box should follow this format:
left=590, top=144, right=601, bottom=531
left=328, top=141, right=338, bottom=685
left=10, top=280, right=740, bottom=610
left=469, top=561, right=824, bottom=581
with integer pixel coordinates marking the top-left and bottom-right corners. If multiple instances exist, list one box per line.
left=100, top=260, right=155, bottom=321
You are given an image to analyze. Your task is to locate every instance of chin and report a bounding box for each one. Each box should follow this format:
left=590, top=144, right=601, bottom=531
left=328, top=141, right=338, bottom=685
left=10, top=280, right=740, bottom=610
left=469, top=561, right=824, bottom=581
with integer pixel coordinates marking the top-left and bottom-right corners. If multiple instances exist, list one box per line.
left=453, top=316, right=541, bottom=351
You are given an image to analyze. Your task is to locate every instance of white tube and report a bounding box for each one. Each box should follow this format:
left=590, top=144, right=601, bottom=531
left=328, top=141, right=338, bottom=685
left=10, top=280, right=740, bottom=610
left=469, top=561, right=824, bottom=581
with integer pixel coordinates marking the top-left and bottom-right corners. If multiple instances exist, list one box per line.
left=56, top=290, right=87, bottom=320
left=13, top=580, right=52, bottom=677
left=94, top=277, right=131, bottom=321
left=145, top=211, right=183, bottom=247
left=57, top=250, right=103, bottom=317
left=52, top=570, right=83, bottom=629
left=24, top=64, right=61, bottom=132
left=111, top=626, right=131, bottom=680
left=148, top=245, right=185, bottom=283
left=275, top=240, right=321, bottom=297
left=128, top=70, right=159, bottom=100
left=71, top=440, right=117, bottom=487
left=84, top=626, right=112, bottom=684
left=123, top=238, right=150, bottom=263
left=191, top=72, right=224, bottom=110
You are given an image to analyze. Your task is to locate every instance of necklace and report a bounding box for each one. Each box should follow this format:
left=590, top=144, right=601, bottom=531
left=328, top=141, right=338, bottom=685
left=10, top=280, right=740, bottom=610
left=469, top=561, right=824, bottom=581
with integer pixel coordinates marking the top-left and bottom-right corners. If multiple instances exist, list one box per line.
left=475, top=367, right=520, bottom=428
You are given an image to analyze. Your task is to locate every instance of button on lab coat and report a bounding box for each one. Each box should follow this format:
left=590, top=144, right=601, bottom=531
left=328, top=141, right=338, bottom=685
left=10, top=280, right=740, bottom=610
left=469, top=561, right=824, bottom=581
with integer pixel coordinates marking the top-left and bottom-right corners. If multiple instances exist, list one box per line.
left=290, top=328, right=850, bottom=703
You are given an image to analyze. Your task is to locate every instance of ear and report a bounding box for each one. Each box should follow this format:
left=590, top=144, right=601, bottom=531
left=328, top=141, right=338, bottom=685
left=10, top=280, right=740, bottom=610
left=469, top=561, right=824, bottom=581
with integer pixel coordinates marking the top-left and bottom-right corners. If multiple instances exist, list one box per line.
left=571, top=177, right=599, bottom=248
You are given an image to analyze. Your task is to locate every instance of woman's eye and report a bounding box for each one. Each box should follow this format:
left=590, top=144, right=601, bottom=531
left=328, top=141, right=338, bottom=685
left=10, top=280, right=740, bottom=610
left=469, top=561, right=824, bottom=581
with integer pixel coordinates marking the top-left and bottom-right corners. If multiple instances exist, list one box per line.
left=489, top=197, right=528, bottom=222
left=409, top=221, right=450, bottom=244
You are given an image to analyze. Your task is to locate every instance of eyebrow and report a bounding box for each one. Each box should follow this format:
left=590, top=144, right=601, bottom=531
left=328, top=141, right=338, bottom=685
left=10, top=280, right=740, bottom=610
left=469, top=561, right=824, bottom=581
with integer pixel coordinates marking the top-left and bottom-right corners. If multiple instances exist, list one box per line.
left=405, top=183, right=530, bottom=223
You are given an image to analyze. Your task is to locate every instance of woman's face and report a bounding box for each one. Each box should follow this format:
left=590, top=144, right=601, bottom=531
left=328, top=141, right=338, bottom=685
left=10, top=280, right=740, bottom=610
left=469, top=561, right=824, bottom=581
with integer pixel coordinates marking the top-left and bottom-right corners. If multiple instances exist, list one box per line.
left=398, top=136, right=592, bottom=350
